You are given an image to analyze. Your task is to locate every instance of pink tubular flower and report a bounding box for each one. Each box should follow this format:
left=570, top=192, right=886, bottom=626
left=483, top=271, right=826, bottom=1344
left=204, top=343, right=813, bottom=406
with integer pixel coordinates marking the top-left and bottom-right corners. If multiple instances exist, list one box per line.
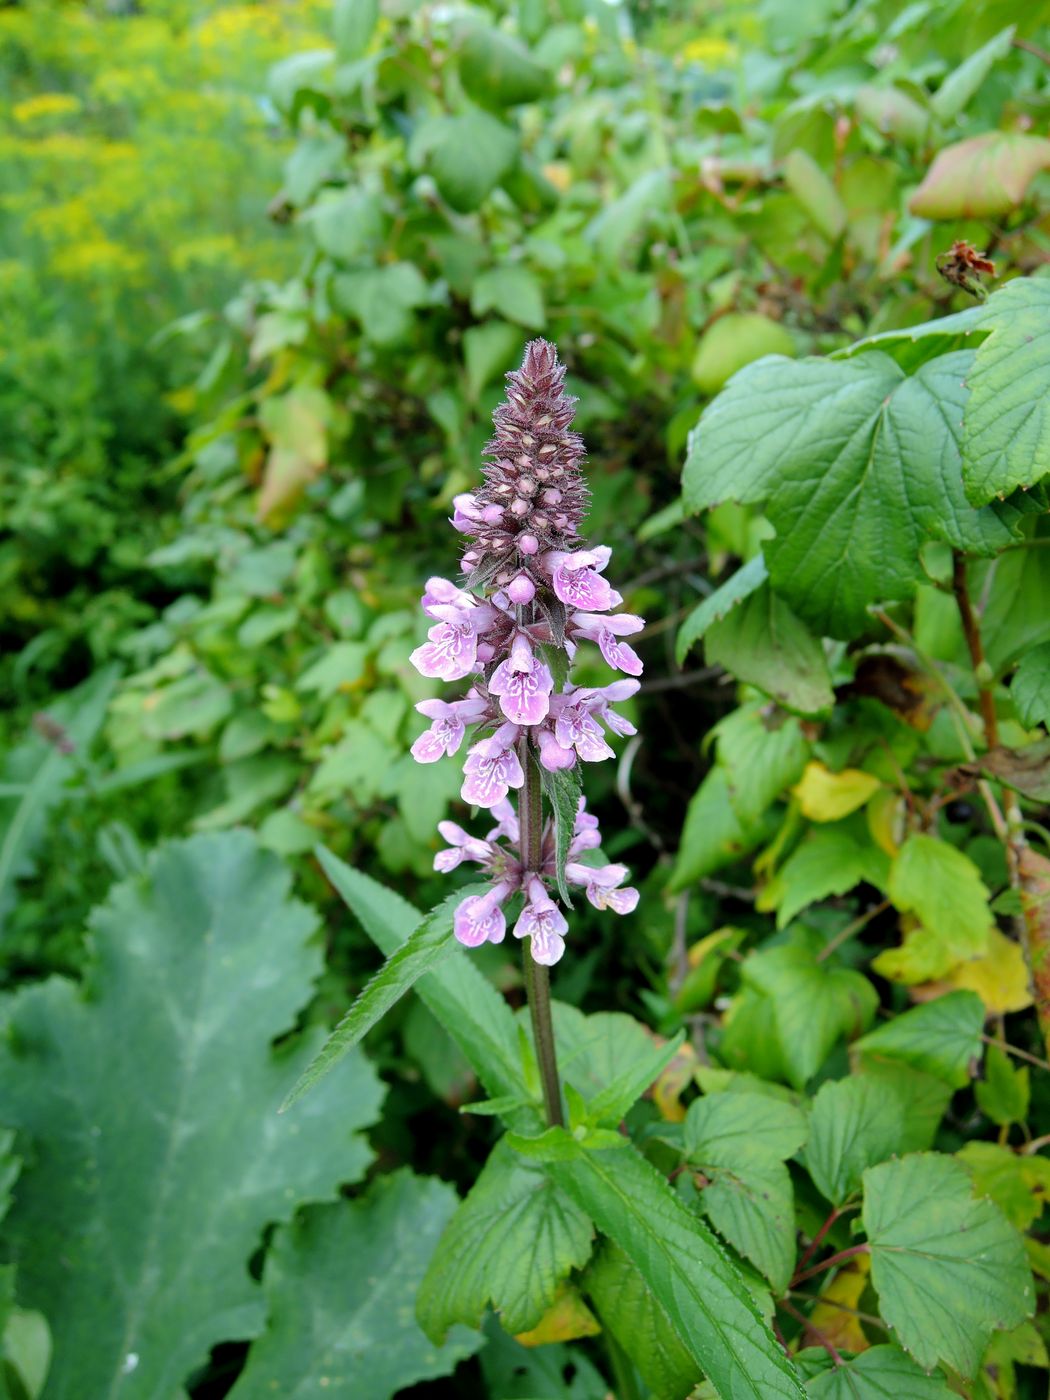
left=545, top=547, right=621, bottom=612
left=536, top=726, right=577, bottom=771
left=411, top=694, right=488, bottom=763
left=434, top=821, right=494, bottom=873
left=566, top=861, right=639, bottom=914
left=488, top=633, right=554, bottom=726
left=454, top=882, right=513, bottom=947
left=410, top=620, right=479, bottom=681
left=571, top=611, right=645, bottom=677
left=461, top=725, right=524, bottom=808
left=514, top=877, right=569, bottom=965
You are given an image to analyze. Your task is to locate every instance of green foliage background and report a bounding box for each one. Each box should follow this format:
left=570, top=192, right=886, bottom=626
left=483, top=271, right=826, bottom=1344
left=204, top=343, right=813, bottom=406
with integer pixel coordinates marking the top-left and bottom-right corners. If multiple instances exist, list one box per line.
left=1, top=0, right=1050, bottom=1396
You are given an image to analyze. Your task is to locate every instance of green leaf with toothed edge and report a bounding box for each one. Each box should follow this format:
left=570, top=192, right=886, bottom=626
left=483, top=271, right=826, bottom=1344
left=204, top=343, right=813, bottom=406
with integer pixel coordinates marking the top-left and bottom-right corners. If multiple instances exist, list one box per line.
left=281, top=880, right=488, bottom=1112
left=314, top=848, right=533, bottom=1120
left=548, top=1142, right=808, bottom=1398
left=797, top=1344, right=953, bottom=1397
left=676, top=554, right=768, bottom=665
left=540, top=761, right=582, bottom=907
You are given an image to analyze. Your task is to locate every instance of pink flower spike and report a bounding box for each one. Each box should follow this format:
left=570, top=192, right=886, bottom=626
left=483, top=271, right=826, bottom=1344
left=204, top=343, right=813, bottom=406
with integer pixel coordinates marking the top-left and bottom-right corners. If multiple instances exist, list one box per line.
left=537, top=727, right=577, bottom=771
left=410, top=620, right=479, bottom=681
left=489, top=636, right=554, bottom=726
left=553, top=695, right=614, bottom=762
left=453, top=884, right=512, bottom=948
left=485, top=798, right=519, bottom=844
left=433, top=821, right=493, bottom=872
left=598, top=631, right=643, bottom=677
left=451, top=494, right=482, bottom=532
left=421, top=576, right=468, bottom=615
left=461, top=742, right=525, bottom=808
left=566, top=861, right=640, bottom=914
left=513, top=878, right=569, bottom=965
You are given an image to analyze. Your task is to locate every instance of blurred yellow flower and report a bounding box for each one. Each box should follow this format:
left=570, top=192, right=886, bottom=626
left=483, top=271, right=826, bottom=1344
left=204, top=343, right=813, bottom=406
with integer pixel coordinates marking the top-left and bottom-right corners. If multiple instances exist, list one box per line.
left=681, top=36, right=737, bottom=67
left=12, top=92, right=82, bottom=123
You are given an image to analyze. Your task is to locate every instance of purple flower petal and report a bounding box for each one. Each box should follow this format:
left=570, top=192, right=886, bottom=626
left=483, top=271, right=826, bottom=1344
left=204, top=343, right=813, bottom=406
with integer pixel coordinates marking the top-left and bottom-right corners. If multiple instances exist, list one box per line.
left=554, top=702, right=614, bottom=762
left=454, top=890, right=508, bottom=947
left=461, top=745, right=525, bottom=808
left=489, top=655, right=554, bottom=726
left=597, top=630, right=643, bottom=676
left=410, top=621, right=479, bottom=681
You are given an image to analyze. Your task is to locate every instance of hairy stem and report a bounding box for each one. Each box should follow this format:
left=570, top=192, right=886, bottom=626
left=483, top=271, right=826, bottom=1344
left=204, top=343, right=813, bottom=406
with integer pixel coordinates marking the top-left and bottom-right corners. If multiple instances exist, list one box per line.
left=519, top=746, right=564, bottom=1127
left=952, top=551, right=999, bottom=750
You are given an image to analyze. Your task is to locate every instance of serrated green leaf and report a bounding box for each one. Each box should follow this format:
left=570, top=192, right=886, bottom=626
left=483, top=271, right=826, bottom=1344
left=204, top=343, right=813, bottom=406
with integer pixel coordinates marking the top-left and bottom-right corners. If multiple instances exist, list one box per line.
left=743, top=943, right=878, bottom=1090
left=684, top=351, right=1017, bottom=638
left=587, top=1030, right=685, bottom=1127
left=540, top=763, right=581, bottom=907
left=714, top=702, right=810, bottom=828
left=761, top=826, right=889, bottom=929
left=976, top=1043, right=1030, bottom=1127
left=282, top=883, right=484, bottom=1111
left=800, top=1343, right=952, bottom=1397
left=0, top=832, right=385, bottom=1400
left=548, top=1146, right=807, bottom=1399
left=956, top=1141, right=1050, bottom=1231
left=313, top=849, right=530, bottom=1113
left=230, top=1171, right=480, bottom=1398
left=676, top=555, right=769, bottom=665
left=669, top=767, right=767, bottom=892
left=417, top=1139, right=593, bottom=1340
left=807, top=1075, right=918, bottom=1206
left=706, top=584, right=835, bottom=714
left=471, top=265, right=545, bottom=330
left=877, top=834, right=993, bottom=983
left=855, top=989, right=984, bottom=1088
left=684, top=1094, right=808, bottom=1292
left=424, top=110, right=520, bottom=213
left=863, top=1152, right=1033, bottom=1376
left=1011, top=641, right=1050, bottom=727
left=583, top=1241, right=700, bottom=1400
left=459, top=25, right=550, bottom=108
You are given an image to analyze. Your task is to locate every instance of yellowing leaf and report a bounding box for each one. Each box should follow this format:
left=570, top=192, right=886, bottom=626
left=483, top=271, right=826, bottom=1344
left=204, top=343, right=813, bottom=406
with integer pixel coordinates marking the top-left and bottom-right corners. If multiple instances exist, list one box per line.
left=513, top=1284, right=601, bottom=1347
left=257, top=383, right=331, bottom=522
left=808, top=1254, right=871, bottom=1355
left=653, top=1040, right=700, bottom=1122
left=881, top=834, right=993, bottom=983
left=867, top=788, right=905, bottom=857
left=910, top=132, right=1050, bottom=220
left=948, top=929, right=1033, bottom=1015
left=792, top=762, right=881, bottom=822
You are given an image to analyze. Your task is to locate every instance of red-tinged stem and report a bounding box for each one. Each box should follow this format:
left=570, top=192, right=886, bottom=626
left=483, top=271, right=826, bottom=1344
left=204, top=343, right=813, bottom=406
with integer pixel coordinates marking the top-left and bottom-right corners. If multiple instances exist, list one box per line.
left=520, top=746, right=564, bottom=1127
left=791, top=1244, right=869, bottom=1288
left=793, top=1206, right=843, bottom=1279
left=778, top=1297, right=844, bottom=1367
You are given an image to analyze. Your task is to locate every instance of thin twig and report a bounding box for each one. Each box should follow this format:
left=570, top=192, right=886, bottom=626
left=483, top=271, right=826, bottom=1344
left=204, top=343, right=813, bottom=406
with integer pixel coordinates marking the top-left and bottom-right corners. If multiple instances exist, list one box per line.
left=778, top=1297, right=844, bottom=1367
left=815, top=900, right=891, bottom=963
left=791, top=1244, right=870, bottom=1288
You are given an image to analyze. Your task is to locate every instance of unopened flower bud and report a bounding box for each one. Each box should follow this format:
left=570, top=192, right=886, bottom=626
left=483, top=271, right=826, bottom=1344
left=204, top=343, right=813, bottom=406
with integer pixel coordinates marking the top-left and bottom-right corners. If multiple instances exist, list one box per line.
left=519, top=534, right=539, bottom=555
left=507, top=574, right=536, bottom=604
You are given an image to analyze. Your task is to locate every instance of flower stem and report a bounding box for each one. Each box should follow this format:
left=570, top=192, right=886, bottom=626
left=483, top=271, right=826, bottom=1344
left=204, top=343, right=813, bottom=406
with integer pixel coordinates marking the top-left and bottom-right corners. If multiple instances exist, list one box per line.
left=520, top=745, right=564, bottom=1127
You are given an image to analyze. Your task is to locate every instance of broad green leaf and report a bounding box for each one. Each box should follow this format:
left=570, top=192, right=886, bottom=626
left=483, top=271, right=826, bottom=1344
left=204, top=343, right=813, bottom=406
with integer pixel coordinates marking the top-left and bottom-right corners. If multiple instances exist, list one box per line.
left=471, top=265, right=545, bottom=329
left=0, top=666, right=118, bottom=933
left=1011, top=641, right=1050, bottom=727
left=297, top=642, right=369, bottom=698
left=417, top=1139, right=593, bottom=1339
left=909, top=132, right=1050, bottom=220
left=459, top=25, right=550, bottom=108
left=540, top=763, right=582, bottom=906
left=714, top=702, right=809, bottom=828
left=960, top=278, right=1050, bottom=506
left=478, top=1315, right=609, bottom=1399
left=684, top=1093, right=808, bottom=1164
left=549, top=1145, right=807, bottom=1399
left=807, top=1074, right=920, bottom=1206
left=585, top=170, right=670, bottom=262
left=676, top=555, right=768, bottom=665
left=258, top=382, right=331, bottom=520
left=587, top=1030, right=685, bottom=1127
left=333, top=263, right=429, bottom=345
left=230, top=1172, right=480, bottom=1398
left=333, top=0, right=377, bottom=60
left=0, top=831, right=385, bottom=1400
left=304, top=187, right=383, bottom=262
left=983, top=532, right=1050, bottom=673
left=315, top=850, right=529, bottom=1111
left=583, top=1242, right=699, bottom=1400
left=705, top=585, right=835, bottom=714
left=855, top=85, right=930, bottom=146
left=863, top=1153, right=1033, bottom=1376
left=548, top=1006, right=665, bottom=1104
left=760, top=826, right=889, bottom=928
left=929, top=25, right=1015, bottom=122
left=976, top=1043, right=1029, bottom=1127
left=800, top=1344, right=952, bottom=1397
left=784, top=149, right=846, bottom=240
left=282, top=882, right=486, bottom=1111
left=743, top=943, right=878, bottom=1090
left=956, top=1141, right=1050, bottom=1231
left=877, top=834, right=993, bottom=983
left=669, top=768, right=766, bottom=892
left=684, top=351, right=1017, bottom=638
left=855, top=990, right=984, bottom=1088
left=463, top=320, right=522, bottom=399
left=691, top=313, right=795, bottom=395
left=684, top=1094, right=807, bottom=1291
left=423, top=110, right=520, bottom=213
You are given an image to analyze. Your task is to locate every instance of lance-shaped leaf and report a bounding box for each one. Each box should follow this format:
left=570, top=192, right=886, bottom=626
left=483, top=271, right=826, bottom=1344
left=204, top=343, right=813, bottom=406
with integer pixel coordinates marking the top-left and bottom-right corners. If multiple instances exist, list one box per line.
left=417, top=1139, right=593, bottom=1340
left=683, top=350, right=1018, bottom=638
left=0, top=831, right=385, bottom=1400
left=282, top=880, right=485, bottom=1111
left=863, top=1153, right=1033, bottom=1377
left=315, top=848, right=530, bottom=1112
left=540, top=763, right=582, bottom=907
left=549, top=1144, right=807, bottom=1399
left=229, top=1171, right=481, bottom=1399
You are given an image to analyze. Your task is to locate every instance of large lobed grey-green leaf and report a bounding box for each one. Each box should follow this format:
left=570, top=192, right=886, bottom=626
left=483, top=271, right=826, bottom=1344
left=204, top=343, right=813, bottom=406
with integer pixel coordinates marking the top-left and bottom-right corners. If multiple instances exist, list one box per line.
left=683, top=351, right=1019, bottom=638
left=0, top=831, right=385, bottom=1400
left=417, top=1138, right=593, bottom=1340
left=0, top=666, right=118, bottom=934
left=863, top=1153, right=1033, bottom=1377
left=549, top=1145, right=807, bottom=1400
left=230, top=1170, right=480, bottom=1399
